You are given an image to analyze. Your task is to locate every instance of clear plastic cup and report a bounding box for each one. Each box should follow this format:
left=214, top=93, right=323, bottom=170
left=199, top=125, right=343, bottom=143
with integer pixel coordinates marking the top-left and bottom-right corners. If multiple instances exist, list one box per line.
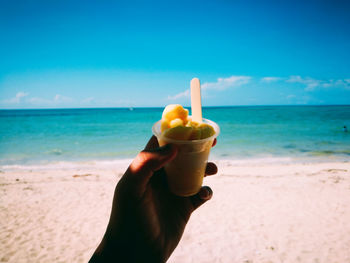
left=152, top=118, right=220, bottom=197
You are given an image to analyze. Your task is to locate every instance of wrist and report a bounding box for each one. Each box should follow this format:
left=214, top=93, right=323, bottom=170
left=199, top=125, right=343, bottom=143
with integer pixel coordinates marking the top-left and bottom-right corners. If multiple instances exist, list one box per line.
left=90, top=232, right=167, bottom=263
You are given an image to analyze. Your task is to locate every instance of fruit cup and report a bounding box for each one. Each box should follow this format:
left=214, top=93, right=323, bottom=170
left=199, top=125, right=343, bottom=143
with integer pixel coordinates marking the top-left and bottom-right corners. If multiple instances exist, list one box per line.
left=152, top=118, right=220, bottom=197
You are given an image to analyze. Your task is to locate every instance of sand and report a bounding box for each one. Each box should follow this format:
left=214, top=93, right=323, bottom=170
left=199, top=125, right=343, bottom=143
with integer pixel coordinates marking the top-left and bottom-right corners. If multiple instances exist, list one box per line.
left=1, top=159, right=350, bottom=263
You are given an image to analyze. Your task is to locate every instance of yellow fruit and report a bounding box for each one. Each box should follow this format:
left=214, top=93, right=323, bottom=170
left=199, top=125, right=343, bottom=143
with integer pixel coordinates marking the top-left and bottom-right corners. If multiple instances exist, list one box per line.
left=189, top=128, right=201, bottom=140
left=199, top=123, right=215, bottom=139
left=162, top=104, right=189, bottom=121
left=169, top=118, right=184, bottom=128
left=163, top=126, right=193, bottom=140
left=186, top=120, right=200, bottom=128
left=160, top=104, right=215, bottom=141
left=161, top=119, right=170, bottom=132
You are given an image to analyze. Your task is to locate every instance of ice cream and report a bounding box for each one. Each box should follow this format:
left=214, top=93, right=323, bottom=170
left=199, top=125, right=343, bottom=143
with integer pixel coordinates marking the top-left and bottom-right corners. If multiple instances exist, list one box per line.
left=152, top=104, right=219, bottom=197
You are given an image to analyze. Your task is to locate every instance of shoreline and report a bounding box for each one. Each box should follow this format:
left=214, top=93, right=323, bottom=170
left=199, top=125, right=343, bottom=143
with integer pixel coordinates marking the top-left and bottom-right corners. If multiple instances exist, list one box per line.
left=1, top=155, right=349, bottom=170
left=1, top=159, right=350, bottom=262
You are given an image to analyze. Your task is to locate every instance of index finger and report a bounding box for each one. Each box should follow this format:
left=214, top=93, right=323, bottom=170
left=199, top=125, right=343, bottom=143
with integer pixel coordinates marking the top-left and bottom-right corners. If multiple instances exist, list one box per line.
left=144, top=135, right=160, bottom=151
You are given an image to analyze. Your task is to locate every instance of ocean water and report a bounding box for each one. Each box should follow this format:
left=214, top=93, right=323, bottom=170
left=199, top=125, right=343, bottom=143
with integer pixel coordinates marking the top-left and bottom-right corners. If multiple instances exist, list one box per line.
left=0, top=106, right=349, bottom=165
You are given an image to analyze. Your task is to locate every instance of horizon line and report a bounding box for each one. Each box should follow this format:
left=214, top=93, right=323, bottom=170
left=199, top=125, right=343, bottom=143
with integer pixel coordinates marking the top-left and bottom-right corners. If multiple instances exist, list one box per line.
left=1, top=104, right=350, bottom=111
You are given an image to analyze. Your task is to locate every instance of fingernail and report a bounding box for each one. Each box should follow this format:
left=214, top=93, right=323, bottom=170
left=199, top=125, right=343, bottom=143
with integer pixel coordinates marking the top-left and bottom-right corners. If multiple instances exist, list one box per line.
left=199, top=186, right=212, bottom=200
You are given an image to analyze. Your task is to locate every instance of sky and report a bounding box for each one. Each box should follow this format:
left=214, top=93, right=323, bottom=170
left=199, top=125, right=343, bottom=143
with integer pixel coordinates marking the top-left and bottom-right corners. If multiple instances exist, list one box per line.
left=0, top=0, right=349, bottom=109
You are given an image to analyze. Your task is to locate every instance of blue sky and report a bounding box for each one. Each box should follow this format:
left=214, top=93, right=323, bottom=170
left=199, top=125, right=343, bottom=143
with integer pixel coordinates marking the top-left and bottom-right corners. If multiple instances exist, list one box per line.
left=0, top=0, right=349, bottom=109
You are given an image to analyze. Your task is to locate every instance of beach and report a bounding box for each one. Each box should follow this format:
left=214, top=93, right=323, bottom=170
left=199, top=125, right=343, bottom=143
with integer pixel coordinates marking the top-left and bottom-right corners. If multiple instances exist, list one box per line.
left=1, top=106, right=349, bottom=262
left=1, top=159, right=349, bottom=263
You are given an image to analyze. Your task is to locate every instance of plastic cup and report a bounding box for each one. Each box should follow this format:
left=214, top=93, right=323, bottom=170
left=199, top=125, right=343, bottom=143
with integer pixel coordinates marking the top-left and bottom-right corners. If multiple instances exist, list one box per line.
left=152, top=118, right=220, bottom=197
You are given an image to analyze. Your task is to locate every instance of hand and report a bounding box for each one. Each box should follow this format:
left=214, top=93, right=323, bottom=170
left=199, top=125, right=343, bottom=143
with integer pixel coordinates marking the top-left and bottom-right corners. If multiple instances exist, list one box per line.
left=90, top=136, right=218, bottom=263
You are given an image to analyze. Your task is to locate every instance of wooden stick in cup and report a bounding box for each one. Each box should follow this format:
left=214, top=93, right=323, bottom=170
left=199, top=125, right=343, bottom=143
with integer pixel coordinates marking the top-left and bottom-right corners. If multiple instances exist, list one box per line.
left=190, top=78, right=202, bottom=123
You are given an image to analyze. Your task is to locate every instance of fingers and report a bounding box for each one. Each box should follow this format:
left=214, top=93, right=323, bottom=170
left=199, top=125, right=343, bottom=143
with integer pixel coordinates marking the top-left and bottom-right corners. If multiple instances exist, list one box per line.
left=144, top=135, right=159, bottom=151
left=205, top=162, right=217, bottom=177
left=212, top=138, right=217, bottom=147
left=128, top=142, right=177, bottom=195
left=131, top=143, right=177, bottom=176
left=188, top=161, right=217, bottom=212
left=189, top=186, right=213, bottom=212
left=127, top=136, right=217, bottom=198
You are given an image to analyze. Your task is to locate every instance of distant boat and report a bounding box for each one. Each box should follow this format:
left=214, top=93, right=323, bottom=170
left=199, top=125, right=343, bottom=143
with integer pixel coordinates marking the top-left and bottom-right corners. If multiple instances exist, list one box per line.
left=129, top=107, right=134, bottom=111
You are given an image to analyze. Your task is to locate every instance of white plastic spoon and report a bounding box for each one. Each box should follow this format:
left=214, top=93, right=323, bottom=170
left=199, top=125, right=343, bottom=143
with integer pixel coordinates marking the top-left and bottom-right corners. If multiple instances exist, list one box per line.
left=190, top=78, right=202, bottom=123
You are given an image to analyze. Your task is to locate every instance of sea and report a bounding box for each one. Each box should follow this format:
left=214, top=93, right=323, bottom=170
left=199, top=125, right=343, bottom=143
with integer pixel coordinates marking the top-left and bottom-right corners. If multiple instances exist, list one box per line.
left=0, top=106, right=349, bottom=166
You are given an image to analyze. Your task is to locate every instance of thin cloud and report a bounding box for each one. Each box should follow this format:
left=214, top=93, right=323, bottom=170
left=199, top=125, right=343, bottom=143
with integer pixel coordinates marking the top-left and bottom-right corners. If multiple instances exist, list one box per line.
left=322, top=79, right=350, bottom=90
left=167, top=89, right=190, bottom=100
left=166, top=74, right=350, bottom=103
left=167, top=76, right=251, bottom=101
left=27, top=94, right=73, bottom=105
left=54, top=94, right=73, bottom=103
left=81, top=97, right=94, bottom=103
left=287, top=75, right=320, bottom=91
left=287, top=76, right=350, bottom=91
left=202, top=76, right=251, bottom=91
left=27, top=97, right=52, bottom=105
left=3, top=92, right=29, bottom=104
left=261, top=77, right=281, bottom=83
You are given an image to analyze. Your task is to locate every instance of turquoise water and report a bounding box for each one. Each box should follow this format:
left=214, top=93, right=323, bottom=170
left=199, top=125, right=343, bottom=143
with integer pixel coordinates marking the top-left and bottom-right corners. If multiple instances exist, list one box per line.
left=0, top=106, right=349, bottom=165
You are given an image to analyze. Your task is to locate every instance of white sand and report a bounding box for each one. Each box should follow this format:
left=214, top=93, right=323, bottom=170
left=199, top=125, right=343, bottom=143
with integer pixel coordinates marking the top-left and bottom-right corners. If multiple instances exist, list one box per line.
left=1, top=160, right=350, bottom=263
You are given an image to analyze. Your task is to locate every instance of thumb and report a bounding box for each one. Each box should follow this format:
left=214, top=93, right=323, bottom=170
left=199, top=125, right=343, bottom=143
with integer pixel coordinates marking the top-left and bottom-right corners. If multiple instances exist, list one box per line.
left=128, top=144, right=177, bottom=193
left=189, top=186, right=213, bottom=212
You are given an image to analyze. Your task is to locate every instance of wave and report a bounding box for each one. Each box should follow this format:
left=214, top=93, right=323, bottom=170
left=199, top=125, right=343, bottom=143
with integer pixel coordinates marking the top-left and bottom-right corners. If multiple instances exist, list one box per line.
left=47, top=149, right=63, bottom=155
left=308, top=150, right=350, bottom=156
left=0, top=159, right=133, bottom=171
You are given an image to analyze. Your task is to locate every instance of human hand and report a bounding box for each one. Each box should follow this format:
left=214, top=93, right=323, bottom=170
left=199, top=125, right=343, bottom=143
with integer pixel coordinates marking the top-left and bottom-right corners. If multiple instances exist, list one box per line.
left=90, top=136, right=218, bottom=263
